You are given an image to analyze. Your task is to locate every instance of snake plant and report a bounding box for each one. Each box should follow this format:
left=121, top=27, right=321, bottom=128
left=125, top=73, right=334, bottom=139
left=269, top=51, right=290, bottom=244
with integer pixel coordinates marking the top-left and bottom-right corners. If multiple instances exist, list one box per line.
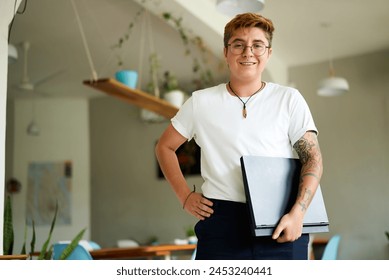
left=3, top=196, right=86, bottom=259
left=3, top=195, right=14, bottom=255
left=58, top=228, right=86, bottom=260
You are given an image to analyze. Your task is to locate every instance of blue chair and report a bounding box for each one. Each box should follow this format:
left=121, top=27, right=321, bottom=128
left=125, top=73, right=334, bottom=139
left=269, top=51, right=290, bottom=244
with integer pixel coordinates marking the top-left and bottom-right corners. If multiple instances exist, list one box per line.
left=321, top=235, right=341, bottom=260
left=52, top=243, right=93, bottom=260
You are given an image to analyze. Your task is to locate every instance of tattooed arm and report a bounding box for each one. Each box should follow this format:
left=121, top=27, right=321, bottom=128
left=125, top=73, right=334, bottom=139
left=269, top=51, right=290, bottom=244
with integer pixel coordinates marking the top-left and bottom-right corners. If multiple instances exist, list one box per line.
left=272, top=131, right=323, bottom=243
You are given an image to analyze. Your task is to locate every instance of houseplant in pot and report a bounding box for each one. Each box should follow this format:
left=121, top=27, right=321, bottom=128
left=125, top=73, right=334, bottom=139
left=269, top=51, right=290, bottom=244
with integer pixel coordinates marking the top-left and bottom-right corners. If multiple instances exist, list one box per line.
left=162, top=71, right=185, bottom=108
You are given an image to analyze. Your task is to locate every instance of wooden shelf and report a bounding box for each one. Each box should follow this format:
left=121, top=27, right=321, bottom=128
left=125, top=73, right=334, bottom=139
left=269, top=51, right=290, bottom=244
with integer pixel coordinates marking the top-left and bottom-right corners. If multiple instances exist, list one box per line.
left=0, top=254, right=28, bottom=260
left=83, top=78, right=179, bottom=119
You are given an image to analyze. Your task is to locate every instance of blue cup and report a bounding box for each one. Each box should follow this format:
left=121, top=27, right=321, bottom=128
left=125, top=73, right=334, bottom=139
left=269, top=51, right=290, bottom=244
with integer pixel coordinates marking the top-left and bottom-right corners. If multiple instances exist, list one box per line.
left=115, top=70, right=138, bottom=89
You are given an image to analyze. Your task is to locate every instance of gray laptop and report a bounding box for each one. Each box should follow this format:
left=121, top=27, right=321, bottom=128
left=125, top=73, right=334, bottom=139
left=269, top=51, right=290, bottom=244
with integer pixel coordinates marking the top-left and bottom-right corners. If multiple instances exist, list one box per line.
left=240, top=155, right=329, bottom=237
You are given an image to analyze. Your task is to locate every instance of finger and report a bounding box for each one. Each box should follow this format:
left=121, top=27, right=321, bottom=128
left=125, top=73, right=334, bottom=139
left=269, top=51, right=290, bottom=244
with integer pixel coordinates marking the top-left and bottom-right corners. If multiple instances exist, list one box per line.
left=272, top=225, right=283, bottom=240
left=198, top=203, right=214, bottom=215
left=200, top=197, right=214, bottom=207
left=195, top=207, right=212, bottom=218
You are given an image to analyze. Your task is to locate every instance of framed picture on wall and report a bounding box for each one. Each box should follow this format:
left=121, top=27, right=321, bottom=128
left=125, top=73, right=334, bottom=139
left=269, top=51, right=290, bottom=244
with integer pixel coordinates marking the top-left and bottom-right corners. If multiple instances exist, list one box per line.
left=157, top=139, right=201, bottom=179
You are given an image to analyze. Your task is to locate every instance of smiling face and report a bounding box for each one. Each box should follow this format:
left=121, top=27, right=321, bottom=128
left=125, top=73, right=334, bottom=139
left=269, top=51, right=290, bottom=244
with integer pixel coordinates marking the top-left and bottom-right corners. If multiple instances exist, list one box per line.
left=224, top=27, right=272, bottom=85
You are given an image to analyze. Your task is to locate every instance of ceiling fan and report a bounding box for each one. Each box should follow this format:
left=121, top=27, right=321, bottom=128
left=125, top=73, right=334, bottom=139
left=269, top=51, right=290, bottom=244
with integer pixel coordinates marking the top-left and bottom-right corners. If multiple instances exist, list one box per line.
left=14, top=40, right=65, bottom=96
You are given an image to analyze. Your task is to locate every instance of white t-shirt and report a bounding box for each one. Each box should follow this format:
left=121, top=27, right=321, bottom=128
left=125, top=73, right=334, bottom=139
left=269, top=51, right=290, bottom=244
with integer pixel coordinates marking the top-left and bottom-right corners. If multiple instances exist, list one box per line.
left=171, top=82, right=317, bottom=202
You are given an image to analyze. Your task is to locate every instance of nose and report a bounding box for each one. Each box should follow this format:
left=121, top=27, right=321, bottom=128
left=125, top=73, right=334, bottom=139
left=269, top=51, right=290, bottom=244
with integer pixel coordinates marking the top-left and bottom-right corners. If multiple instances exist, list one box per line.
left=242, top=46, right=254, bottom=57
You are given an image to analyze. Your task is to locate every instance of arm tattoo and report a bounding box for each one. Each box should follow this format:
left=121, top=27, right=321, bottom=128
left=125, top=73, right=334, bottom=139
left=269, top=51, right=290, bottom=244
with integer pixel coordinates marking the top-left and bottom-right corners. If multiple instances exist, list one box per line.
left=293, top=132, right=323, bottom=211
left=293, top=132, right=322, bottom=178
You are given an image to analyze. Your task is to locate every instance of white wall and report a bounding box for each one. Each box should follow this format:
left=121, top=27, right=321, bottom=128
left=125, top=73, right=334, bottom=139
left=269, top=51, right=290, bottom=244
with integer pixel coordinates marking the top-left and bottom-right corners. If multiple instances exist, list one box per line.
left=89, top=97, right=199, bottom=247
left=9, top=98, right=91, bottom=252
left=0, top=0, right=22, bottom=255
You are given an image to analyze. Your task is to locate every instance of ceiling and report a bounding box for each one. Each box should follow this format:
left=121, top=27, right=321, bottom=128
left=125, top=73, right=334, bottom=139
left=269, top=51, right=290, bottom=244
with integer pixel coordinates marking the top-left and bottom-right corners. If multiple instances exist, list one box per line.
left=6, top=0, right=389, bottom=99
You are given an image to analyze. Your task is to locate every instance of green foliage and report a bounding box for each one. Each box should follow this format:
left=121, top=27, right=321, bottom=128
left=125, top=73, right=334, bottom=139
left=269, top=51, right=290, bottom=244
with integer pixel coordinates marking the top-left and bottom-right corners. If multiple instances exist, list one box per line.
left=3, top=195, right=14, bottom=255
left=38, top=203, right=58, bottom=259
left=111, top=7, right=145, bottom=67
left=385, top=231, right=389, bottom=241
left=162, top=12, right=214, bottom=89
left=112, top=2, right=217, bottom=91
left=59, top=228, right=86, bottom=260
left=185, top=225, right=195, bottom=237
left=30, top=220, right=36, bottom=259
left=3, top=196, right=86, bottom=260
left=20, top=224, right=27, bottom=255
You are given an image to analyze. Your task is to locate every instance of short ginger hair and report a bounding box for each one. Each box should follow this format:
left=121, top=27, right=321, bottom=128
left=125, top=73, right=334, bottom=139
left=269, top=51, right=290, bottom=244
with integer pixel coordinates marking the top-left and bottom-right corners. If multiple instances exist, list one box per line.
left=224, top=13, right=275, bottom=47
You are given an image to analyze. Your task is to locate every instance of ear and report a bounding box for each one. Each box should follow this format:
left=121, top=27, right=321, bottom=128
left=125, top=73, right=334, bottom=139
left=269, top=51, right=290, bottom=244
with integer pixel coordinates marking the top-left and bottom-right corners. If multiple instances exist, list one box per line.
left=223, top=47, right=228, bottom=58
left=267, top=47, right=273, bottom=58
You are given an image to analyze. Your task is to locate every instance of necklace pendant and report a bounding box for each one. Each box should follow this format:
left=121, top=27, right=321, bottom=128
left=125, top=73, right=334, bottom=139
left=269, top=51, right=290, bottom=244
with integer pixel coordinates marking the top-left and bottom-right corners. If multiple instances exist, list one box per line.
left=242, top=107, right=247, bottom=118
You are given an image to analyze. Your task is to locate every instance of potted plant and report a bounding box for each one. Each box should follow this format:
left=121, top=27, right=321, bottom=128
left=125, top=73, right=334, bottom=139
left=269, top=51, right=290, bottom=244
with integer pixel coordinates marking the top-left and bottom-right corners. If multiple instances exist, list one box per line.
left=185, top=225, right=197, bottom=244
left=3, top=194, right=86, bottom=260
left=162, top=71, right=185, bottom=108
left=111, top=3, right=218, bottom=93
left=110, top=7, right=144, bottom=88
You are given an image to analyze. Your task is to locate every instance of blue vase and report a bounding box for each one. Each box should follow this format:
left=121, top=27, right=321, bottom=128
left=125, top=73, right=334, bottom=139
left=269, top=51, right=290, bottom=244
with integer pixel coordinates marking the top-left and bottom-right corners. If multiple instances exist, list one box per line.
left=115, top=70, right=138, bottom=89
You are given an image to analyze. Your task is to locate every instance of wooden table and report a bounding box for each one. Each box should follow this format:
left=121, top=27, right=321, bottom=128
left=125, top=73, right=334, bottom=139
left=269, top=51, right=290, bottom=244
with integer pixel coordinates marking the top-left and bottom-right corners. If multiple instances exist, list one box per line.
left=90, top=244, right=196, bottom=260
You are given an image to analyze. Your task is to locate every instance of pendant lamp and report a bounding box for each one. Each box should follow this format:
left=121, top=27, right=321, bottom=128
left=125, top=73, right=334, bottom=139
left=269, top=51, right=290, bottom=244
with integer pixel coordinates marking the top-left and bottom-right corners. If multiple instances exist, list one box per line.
left=216, top=0, right=265, bottom=17
left=317, top=23, right=349, bottom=97
left=318, top=76, right=349, bottom=97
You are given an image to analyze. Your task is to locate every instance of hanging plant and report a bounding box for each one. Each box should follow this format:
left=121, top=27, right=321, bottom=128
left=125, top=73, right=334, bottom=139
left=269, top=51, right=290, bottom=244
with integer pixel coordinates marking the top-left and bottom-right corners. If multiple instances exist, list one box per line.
left=111, top=1, right=219, bottom=93
left=162, top=12, right=215, bottom=89
left=111, top=7, right=145, bottom=67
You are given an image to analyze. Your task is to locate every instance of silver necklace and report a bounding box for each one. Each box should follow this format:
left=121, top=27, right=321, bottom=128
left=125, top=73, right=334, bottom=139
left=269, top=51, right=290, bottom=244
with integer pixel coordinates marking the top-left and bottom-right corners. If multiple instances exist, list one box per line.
left=228, top=81, right=265, bottom=118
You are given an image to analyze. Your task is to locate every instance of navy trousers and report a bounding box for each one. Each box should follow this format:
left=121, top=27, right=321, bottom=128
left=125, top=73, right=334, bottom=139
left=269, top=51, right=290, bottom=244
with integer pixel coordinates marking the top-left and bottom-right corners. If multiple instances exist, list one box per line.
left=194, top=198, right=309, bottom=260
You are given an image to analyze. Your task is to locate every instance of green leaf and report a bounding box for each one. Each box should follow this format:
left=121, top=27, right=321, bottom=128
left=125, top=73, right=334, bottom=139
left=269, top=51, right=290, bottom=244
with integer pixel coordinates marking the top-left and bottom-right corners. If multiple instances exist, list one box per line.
left=385, top=231, right=389, bottom=241
left=30, top=220, right=36, bottom=259
left=3, top=195, right=14, bottom=255
left=38, top=202, right=58, bottom=260
left=59, top=228, right=87, bottom=260
left=20, top=224, right=27, bottom=255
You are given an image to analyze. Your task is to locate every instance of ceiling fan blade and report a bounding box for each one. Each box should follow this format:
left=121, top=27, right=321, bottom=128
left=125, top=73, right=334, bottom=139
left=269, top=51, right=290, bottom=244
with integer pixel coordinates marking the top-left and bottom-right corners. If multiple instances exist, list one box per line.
left=34, top=69, right=66, bottom=88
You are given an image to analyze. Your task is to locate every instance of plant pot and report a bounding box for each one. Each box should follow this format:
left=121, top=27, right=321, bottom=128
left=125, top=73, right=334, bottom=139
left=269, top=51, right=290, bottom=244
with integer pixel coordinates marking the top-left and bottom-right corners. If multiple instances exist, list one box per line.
left=115, top=70, right=138, bottom=89
left=164, top=89, right=185, bottom=108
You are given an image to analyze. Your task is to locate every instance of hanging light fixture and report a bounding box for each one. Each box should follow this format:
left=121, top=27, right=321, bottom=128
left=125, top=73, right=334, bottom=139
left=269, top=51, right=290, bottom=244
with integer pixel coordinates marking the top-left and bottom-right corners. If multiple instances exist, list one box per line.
left=317, top=23, right=349, bottom=97
left=318, top=76, right=349, bottom=97
left=8, top=43, right=18, bottom=64
left=216, top=0, right=265, bottom=17
left=26, top=120, right=40, bottom=136
left=26, top=101, right=40, bottom=136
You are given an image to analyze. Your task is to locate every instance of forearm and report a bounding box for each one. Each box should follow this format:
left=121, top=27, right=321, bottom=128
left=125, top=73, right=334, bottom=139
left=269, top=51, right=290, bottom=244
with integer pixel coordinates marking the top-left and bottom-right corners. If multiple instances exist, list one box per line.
left=292, top=131, right=323, bottom=215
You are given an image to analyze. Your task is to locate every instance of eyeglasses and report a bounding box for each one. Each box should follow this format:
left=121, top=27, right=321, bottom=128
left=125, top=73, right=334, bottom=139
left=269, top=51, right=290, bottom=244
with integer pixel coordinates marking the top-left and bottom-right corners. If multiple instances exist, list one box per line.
left=227, top=42, right=270, bottom=56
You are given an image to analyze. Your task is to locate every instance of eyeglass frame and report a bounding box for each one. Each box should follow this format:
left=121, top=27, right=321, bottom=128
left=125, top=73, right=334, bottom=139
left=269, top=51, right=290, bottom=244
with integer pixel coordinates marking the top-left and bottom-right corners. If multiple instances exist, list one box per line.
left=227, top=42, right=270, bottom=56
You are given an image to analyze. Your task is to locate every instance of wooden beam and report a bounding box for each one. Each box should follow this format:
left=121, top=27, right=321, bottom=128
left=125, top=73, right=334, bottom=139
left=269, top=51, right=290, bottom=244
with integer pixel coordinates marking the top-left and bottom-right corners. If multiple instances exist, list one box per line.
left=83, top=78, right=179, bottom=119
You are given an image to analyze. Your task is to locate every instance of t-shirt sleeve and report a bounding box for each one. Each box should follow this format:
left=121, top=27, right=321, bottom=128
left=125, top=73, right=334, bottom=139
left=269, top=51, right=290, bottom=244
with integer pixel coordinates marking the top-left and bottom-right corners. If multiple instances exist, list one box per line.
left=171, top=96, right=195, bottom=141
left=288, top=90, right=318, bottom=146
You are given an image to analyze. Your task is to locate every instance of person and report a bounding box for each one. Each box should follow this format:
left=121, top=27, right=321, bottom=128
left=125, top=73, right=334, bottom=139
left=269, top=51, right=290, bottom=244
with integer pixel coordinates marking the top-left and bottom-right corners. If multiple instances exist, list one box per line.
left=155, top=12, right=323, bottom=260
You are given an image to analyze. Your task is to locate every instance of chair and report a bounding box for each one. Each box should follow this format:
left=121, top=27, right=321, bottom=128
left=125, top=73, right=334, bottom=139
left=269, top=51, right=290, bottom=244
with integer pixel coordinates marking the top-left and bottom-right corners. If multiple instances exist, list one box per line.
left=191, top=248, right=197, bottom=260
left=52, top=243, right=93, bottom=260
left=321, top=235, right=341, bottom=260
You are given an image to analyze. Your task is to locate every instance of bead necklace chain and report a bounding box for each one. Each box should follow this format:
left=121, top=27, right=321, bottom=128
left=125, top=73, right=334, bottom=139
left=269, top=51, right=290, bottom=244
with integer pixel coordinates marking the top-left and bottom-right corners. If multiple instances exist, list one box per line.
left=228, top=81, right=265, bottom=118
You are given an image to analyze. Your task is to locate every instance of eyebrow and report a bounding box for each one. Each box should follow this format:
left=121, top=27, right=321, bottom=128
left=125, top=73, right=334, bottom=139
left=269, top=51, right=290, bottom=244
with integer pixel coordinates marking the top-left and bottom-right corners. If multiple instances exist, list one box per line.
left=230, top=38, right=266, bottom=44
